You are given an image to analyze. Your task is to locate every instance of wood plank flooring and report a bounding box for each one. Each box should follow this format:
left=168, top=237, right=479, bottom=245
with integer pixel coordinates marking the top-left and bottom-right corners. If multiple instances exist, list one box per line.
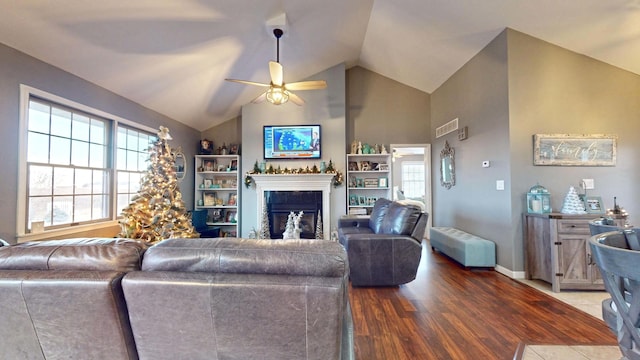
left=348, top=240, right=617, bottom=360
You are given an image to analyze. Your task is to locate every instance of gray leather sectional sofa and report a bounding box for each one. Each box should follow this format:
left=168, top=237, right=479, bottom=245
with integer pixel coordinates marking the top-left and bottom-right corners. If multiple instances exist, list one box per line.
left=0, top=237, right=354, bottom=360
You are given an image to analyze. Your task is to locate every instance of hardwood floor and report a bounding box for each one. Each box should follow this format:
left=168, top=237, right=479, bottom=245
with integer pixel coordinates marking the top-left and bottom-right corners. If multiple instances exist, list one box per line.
left=348, top=240, right=617, bottom=360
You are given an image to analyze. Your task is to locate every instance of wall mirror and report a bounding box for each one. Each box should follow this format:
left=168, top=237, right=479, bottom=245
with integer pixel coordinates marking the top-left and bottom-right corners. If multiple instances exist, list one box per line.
left=173, top=148, right=186, bottom=182
left=440, top=141, right=455, bottom=189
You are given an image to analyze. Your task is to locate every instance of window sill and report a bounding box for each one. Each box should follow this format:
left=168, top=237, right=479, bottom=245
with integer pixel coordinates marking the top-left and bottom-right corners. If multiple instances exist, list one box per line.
left=17, top=221, right=121, bottom=243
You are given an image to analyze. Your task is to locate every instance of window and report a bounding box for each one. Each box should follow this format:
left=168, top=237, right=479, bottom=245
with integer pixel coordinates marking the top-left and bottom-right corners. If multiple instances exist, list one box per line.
left=401, top=162, right=425, bottom=199
left=18, top=86, right=156, bottom=236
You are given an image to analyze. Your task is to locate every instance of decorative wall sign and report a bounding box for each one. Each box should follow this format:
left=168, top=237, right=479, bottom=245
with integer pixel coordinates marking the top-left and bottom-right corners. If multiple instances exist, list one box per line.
left=533, top=134, right=617, bottom=166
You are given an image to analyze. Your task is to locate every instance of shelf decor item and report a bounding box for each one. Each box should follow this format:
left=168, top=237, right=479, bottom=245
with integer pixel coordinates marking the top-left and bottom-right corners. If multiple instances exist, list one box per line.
left=560, top=186, right=587, bottom=214
left=526, top=184, right=551, bottom=214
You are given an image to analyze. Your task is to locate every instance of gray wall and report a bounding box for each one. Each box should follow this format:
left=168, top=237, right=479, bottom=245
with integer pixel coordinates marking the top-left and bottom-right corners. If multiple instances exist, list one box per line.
left=0, top=43, right=199, bottom=244
left=507, top=29, right=640, bottom=270
left=239, top=63, right=347, bottom=237
left=347, top=66, right=430, bottom=147
left=430, top=31, right=513, bottom=269
left=430, top=28, right=640, bottom=273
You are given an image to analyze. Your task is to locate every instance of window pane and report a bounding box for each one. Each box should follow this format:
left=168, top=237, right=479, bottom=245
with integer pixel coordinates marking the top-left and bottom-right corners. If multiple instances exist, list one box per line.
left=93, top=195, right=109, bottom=220
left=73, top=195, right=92, bottom=222
left=72, top=114, right=90, bottom=142
left=93, top=170, right=108, bottom=194
left=127, top=131, right=138, bottom=151
left=138, top=134, right=151, bottom=151
left=27, top=132, right=50, bottom=163
left=117, top=171, right=130, bottom=193
left=49, top=137, right=71, bottom=165
left=117, top=194, right=131, bottom=215
left=52, top=196, right=73, bottom=225
left=127, top=150, right=138, bottom=171
left=50, top=107, right=71, bottom=138
left=71, top=140, right=89, bottom=167
left=75, top=169, right=92, bottom=194
left=90, top=119, right=106, bottom=144
left=28, top=101, right=50, bottom=133
left=90, top=143, right=105, bottom=168
left=29, top=196, right=52, bottom=226
left=29, top=165, right=52, bottom=196
left=117, top=127, right=128, bottom=148
left=53, top=167, right=74, bottom=195
left=138, top=152, right=148, bottom=171
left=130, top=172, right=141, bottom=193
left=117, top=148, right=127, bottom=171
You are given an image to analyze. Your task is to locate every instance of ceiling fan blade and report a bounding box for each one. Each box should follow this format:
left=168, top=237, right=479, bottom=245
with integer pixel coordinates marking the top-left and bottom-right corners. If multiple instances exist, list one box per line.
left=285, top=80, right=327, bottom=91
left=269, top=61, right=283, bottom=86
left=251, top=92, right=268, bottom=104
left=288, top=92, right=305, bottom=106
left=225, top=79, right=271, bottom=87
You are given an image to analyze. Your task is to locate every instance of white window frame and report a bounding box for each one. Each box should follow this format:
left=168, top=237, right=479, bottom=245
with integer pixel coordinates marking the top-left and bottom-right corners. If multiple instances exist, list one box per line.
left=17, top=85, right=156, bottom=240
left=401, top=161, right=426, bottom=199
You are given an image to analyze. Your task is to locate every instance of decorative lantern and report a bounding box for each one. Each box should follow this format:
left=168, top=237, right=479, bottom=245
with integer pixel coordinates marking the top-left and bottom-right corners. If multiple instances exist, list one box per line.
left=527, top=184, right=551, bottom=214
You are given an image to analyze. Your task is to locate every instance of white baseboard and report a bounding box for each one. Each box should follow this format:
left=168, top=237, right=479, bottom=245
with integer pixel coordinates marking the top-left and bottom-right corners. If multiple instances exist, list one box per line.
left=495, top=265, right=526, bottom=279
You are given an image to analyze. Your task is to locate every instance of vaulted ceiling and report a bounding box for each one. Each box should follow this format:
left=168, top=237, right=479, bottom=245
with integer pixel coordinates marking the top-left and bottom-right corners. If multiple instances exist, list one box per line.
left=1, top=0, right=639, bottom=131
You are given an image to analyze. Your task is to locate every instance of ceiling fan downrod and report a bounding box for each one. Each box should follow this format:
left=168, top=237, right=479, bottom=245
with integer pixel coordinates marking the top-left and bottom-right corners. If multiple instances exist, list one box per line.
left=273, top=28, right=284, bottom=63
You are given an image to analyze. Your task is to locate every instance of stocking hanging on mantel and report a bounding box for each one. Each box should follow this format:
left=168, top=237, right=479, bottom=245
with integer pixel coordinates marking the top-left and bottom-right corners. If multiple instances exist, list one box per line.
left=561, top=186, right=587, bottom=214
left=118, top=126, right=198, bottom=244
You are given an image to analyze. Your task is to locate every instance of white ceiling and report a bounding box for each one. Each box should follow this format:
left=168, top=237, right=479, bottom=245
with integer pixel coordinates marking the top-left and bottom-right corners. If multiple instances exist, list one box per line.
left=2, top=0, right=639, bottom=131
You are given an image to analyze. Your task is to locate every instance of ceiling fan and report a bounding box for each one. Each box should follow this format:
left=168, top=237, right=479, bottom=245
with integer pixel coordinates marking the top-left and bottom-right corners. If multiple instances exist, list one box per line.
left=225, top=28, right=327, bottom=105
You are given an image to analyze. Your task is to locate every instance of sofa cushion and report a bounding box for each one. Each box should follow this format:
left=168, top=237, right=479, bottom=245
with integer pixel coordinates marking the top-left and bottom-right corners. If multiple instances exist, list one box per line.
left=0, top=238, right=147, bottom=272
left=380, top=202, right=422, bottom=235
left=369, top=198, right=392, bottom=233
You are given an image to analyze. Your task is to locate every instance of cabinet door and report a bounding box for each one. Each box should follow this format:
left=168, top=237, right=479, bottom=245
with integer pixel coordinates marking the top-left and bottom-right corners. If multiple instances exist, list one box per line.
left=556, top=234, right=590, bottom=287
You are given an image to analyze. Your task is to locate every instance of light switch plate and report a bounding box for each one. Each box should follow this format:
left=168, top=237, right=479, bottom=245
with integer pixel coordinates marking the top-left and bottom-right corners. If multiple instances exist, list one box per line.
left=582, top=179, right=595, bottom=190
left=496, top=180, right=505, bottom=190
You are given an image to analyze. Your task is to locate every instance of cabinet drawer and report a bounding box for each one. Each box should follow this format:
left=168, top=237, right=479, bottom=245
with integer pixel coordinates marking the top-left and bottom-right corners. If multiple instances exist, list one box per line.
left=557, top=220, right=590, bottom=234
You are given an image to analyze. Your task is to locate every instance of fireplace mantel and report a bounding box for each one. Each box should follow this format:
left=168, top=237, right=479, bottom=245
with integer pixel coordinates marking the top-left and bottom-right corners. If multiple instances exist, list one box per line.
left=252, top=174, right=334, bottom=239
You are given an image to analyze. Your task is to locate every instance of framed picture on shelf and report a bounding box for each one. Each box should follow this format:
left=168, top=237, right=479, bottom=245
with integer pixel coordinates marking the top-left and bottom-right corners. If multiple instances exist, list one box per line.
left=203, top=161, right=215, bottom=171
left=348, top=162, right=359, bottom=171
left=203, top=179, right=213, bottom=188
left=225, top=210, right=237, bottom=223
left=230, top=159, right=238, bottom=171
left=358, top=196, right=366, bottom=206
left=199, top=139, right=213, bottom=154
left=356, top=178, right=364, bottom=188
left=349, top=194, right=358, bottom=206
left=227, top=193, right=237, bottom=206
left=229, top=144, right=239, bottom=155
left=203, top=193, right=216, bottom=206
left=377, top=163, right=389, bottom=171
left=378, top=177, right=388, bottom=188
left=359, top=161, right=371, bottom=171
left=584, top=196, right=605, bottom=214
left=210, top=209, right=223, bottom=222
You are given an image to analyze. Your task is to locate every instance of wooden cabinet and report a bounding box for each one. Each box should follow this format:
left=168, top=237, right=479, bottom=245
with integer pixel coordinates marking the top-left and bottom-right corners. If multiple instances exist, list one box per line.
left=523, top=213, right=625, bottom=292
left=346, top=153, right=391, bottom=215
left=194, top=155, right=239, bottom=237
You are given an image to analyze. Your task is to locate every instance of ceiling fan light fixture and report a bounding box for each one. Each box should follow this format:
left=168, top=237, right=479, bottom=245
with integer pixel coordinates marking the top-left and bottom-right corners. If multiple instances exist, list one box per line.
left=266, top=86, right=289, bottom=105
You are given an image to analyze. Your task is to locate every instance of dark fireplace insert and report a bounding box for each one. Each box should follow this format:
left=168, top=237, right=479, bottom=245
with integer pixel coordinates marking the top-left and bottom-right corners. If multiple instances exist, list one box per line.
left=266, top=191, right=322, bottom=239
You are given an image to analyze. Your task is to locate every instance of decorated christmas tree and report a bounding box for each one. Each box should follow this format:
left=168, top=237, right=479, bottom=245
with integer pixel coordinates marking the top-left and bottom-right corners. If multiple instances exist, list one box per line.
left=259, top=204, right=271, bottom=239
left=561, top=186, right=587, bottom=214
left=118, top=126, right=198, bottom=244
left=315, top=210, right=323, bottom=240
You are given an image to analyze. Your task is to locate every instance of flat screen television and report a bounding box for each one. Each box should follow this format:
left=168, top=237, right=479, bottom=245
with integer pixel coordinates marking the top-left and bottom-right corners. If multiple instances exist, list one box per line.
left=263, top=125, right=321, bottom=160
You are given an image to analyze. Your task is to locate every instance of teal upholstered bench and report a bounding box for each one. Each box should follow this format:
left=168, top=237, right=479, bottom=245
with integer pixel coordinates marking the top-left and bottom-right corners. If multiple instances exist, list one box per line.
left=429, top=227, right=496, bottom=267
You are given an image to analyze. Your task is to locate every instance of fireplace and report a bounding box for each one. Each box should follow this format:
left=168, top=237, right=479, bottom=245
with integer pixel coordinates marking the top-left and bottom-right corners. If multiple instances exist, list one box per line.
left=252, top=174, right=334, bottom=240
left=266, top=191, right=322, bottom=239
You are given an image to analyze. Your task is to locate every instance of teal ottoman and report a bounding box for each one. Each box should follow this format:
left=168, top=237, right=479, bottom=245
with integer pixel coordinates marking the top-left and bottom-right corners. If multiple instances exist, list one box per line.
left=429, top=227, right=496, bottom=267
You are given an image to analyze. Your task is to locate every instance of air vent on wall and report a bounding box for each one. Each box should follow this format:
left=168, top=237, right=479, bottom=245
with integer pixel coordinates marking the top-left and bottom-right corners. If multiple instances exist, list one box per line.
left=436, top=118, right=459, bottom=138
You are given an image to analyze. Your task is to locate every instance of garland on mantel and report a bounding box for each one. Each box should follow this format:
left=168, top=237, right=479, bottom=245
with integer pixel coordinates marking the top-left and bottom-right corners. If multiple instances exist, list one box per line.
left=244, top=160, right=343, bottom=189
